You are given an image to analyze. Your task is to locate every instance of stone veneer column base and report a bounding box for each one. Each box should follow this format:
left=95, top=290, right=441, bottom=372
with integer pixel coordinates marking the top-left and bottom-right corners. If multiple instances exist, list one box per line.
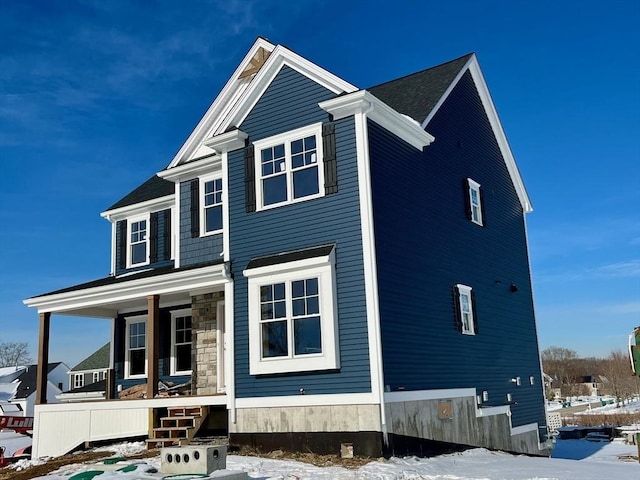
left=191, top=291, right=224, bottom=396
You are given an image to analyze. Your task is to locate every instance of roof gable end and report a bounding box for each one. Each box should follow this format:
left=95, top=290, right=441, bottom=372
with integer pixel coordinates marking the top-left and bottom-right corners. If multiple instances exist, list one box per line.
left=167, top=39, right=357, bottom=168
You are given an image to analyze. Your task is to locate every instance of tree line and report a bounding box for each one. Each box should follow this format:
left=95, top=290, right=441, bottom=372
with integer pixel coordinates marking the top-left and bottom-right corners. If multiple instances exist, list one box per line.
left=541, top=346, right=639, bottom=406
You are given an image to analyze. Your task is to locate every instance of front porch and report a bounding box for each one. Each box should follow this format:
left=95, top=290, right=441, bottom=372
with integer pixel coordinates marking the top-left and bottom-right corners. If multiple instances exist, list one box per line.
left=23, top=262, right=233, bottom=457
left=31, top=394, right=227, bottom=458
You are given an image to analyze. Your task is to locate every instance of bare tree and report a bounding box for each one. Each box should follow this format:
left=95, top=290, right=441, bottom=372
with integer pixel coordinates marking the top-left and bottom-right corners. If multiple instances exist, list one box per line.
left=0, top=340, right=32, bottom=367
left=541, top=346, right=581, bottom=397
left=600, top=349, right=636, bottom=406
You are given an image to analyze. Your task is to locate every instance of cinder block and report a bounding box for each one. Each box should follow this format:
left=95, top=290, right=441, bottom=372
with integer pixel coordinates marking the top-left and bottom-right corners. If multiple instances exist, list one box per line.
left=161, top=445, right=226, bottom=475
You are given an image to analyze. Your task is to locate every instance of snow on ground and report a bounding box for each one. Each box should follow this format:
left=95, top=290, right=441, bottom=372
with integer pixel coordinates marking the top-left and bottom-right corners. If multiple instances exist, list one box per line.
left=5, top=440, right=638, bottom=480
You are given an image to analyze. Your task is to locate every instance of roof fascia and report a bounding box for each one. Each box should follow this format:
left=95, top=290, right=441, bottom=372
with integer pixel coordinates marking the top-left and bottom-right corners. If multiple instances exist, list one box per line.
left=167, top=38, right=276, bottom=169
left=423, top=55, right=532, bottom=213
left=100, top=194, right=175, bottom=222
left=158, top=154, right=223, bottom=183
left=218, top=45, right=358, bottom=134
left=23, top=264, right=227, bottom=314
left=320, top=91, right=435, bottom=150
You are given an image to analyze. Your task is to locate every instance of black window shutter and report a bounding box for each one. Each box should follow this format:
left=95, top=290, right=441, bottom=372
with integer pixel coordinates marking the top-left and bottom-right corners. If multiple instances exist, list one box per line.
left=463, top=179, right=472, bottom=220
left=322, top=122, right=337, bottom=194
left=479, top=186, right=486, bottom=227
left=117, top=220, right=127, bottom=270
left=244, top=144, right=256, bottom=212
left=190, top=179, right=199, bottom=238
left=149, top=212, right=159, bottom=264
left=471, top=289, right=478, bottom=334
left=163, top=209, right=171, bottom=261
left=452, top=286, right=462, bottom=333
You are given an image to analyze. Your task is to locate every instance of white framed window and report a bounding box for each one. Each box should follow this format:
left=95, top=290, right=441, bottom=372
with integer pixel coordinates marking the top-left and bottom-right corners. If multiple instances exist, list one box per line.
left=244, top=248, right=339, bottom=375
left=456, top=284, right=475, bottom=335
left=200, top=174, right=223, bottom=235
left=92, top=372, right=100, bottom=384
left=127, top=214, right=150, bottom=267
left=254, top=123, right=324, bottom=210
left=171, top=308, right=193, bottom=375
left=73, top=373, right=84, bottom=389
left=125, top=315, right=147, bottom=379
left=467, top=178, right=483, bottom=226
left=101, top=370, right=108, bottom=380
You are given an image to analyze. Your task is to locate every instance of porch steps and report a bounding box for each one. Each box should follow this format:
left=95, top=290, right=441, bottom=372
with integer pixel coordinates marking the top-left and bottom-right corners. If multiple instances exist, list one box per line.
left=146, top=405, right=209, bottom=449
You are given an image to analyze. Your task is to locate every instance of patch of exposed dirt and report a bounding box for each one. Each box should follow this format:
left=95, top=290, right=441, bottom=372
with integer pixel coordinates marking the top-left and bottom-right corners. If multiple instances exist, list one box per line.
left=0, top=444, right=377, bottom=479
left=235, top=445, right=379, bottom=469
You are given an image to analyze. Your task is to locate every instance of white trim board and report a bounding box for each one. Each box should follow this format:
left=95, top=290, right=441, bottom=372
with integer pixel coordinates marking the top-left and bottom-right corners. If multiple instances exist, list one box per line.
left=422, top=54, right=532, bottom=213
left=23, top=264, right=228, bottom=314
left=235, top=392, right=376, bottom=409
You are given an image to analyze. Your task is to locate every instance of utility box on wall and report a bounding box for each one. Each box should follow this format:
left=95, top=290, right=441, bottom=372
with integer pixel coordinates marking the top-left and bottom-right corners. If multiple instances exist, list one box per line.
left=161, top=445, right=227, bottom=475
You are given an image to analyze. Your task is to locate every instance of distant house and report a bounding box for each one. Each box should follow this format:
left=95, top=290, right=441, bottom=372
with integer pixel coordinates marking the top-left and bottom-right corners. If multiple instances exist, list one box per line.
left=24, top=38, right=547, bottom=458
left=0, top=363, right=68, bottom=416
left=67, top=343, right=110, bottom=391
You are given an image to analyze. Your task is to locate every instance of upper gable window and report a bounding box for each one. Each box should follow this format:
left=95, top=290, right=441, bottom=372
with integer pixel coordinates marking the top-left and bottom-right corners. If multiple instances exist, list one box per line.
left=254, top=123, right=324, bottom=210
left=200, top=175, right=223, bottom=235
left=466, top=179, right=483, bottom=226
left=128, top=214, right=149, bottom=267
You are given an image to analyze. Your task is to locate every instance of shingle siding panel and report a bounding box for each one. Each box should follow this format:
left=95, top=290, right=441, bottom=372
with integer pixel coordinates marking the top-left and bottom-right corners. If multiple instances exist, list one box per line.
left=369, top=71, right=545, bottom=429
left=179, top=181, right=223, bottom=266
left=115, top=208, right=173, bottom=275
left=231, top=103, right=371, bottom=397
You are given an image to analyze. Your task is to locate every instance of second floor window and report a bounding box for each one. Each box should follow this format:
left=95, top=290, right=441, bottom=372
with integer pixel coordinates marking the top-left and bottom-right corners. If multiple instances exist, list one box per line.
left=73, top=373, right=84, bottom=389
left=201, top=176, right=223, bottom=235
left=128, top=217, right=148, bottom=266
left=254, top=123, right=324, bottom=210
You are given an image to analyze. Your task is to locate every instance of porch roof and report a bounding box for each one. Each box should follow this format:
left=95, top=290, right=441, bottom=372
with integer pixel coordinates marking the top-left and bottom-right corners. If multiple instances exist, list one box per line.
left=23, top=260, right=228, bottom=317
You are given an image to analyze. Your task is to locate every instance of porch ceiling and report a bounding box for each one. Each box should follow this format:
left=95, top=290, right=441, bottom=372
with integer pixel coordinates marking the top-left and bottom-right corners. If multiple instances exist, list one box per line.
left=23, top=262, right=229, bottom=318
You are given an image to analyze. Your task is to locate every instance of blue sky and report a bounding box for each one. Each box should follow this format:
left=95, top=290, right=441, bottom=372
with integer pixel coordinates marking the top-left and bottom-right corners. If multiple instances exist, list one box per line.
left=0, top=0, right=638, bottom=368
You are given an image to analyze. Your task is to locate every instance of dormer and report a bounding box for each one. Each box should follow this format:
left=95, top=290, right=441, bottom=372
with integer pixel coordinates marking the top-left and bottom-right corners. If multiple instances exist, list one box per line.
left=101, top=175, right=175, bottom=276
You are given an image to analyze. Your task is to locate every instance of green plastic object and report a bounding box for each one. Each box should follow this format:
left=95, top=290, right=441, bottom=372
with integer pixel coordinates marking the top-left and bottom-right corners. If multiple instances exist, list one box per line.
left=103, top=457, right=126, bottom=465
left=68, top=471, right=104, bottom=480
left=117, top=464, right=137, bottom=472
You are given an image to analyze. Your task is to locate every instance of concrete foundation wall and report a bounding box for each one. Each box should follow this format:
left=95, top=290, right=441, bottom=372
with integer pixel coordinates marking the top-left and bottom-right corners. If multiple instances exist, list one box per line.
left=230, top=404, right=381, bottom=434
left=385, top=395, right=545, bottom=456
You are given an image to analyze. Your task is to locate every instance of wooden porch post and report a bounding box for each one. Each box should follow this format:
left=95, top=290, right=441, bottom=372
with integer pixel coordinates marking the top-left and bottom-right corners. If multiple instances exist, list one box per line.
left=35, top=312, right=51, bottom=405
left=147, top=295, right=160, bottom=399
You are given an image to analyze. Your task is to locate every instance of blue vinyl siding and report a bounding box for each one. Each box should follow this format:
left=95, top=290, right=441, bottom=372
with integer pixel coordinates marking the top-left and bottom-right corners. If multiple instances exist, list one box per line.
left=240, top=65, right=336, bottom=142
left=369, top=71, right=545, bottom=430
left=179, top=180, right=223, bottom=266
left=232, top=86, right=371, bottom=397
left=113, top=304, right=192, bottom=393
left=115, top=208, right=173, bottom=275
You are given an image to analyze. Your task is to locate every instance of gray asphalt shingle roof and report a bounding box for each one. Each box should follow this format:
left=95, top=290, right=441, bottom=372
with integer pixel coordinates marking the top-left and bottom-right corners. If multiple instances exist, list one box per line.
left=367, top=53, right=473, bottom=123
left=105, top=175, right=174, bottom=211
left=71, top=343, right=110, bottom=371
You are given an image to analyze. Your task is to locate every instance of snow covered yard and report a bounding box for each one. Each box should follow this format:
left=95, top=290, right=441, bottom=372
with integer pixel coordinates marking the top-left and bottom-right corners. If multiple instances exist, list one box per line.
left=2, top=439, right=638, bottom=480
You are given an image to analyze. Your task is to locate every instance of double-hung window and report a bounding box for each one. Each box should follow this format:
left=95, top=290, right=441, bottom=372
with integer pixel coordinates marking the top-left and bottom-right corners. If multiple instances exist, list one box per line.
left=467, top=179, right=483, bottom=226
left=171, top=309, right=193, bottom=375
left=455, top=284, right=476, bottom=335
left=125, top=316, right=147, bottom=378
left=128, top=214, right=149, bottom=267
left=92, top=372, right=100, bottom=384
left=73, top=373, right=84, bottom=389
left=254, top=123, right=324, bottom=210
left=244, top=247, right=339, bottom=375
left=200, top=175, right=223, bottom=235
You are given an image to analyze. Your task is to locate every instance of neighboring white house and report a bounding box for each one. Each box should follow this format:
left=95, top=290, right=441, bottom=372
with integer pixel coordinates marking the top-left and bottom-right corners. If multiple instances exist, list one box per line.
left=0, top=363, right=69, bottom=416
